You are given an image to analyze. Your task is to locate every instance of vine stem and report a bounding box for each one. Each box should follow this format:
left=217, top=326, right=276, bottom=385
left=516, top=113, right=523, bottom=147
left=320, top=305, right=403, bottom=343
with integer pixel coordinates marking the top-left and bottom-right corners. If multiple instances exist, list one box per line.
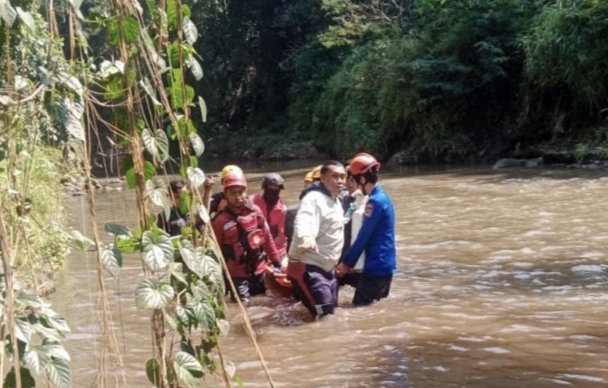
left=207, top=226, right=277, bottom=388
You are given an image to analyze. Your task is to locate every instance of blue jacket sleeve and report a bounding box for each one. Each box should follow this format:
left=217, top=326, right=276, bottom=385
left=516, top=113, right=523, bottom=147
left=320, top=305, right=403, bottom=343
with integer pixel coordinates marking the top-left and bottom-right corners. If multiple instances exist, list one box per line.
left=343, top=199, right=382, bottom=268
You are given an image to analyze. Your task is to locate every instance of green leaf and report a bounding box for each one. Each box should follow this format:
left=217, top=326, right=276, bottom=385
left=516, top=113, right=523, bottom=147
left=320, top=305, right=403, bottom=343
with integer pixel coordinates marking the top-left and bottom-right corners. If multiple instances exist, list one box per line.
left=122, top=15, right=141, bottom=44
left=125, top=162, right=156, bottom=190
left=198, top=250, right=223, bottom=290
left=3, top=367, right=35, bottom=388
left=173, top=351, right=203, bottom=388
left=16, top=291, right=47, bottom=309
left=135, top=278, right=175, bottom=309
left=146, top=178, right=172, bottom=208
left=187, top=56, right=203, bottom=81
left=191, top=301, right=216, bottom=330
left=40, top=310, right=70, bottom=333
left=179, top=240, right=202, bottom=276
left=142, top=128, right=169, bottom=163
left=175, top=305, right=189, bottom=326
left=141, top=231, right=174, bottom=272
left=182, top=17, right=198, bottom=45
left=15, top=316, right=32, bottom=343
left=0, top=0, right=17, bottom=27
left=16, top=7, right=36, bottom=34
left=104, top=223, right=131, bottom=237
left=198, top=96, right=207, bottom=123
left=107, top=15, right=140, bottom=46
left=168, top=42, right=181, bottom=69
left=24, top=344, right=51, bottom=373
left=46, top=357, right=71, bottom=388
left=189, top=133, right=205, bottom=156
left=167, top=0, right=179, bottom=31
left=191, top=280, right=212, bottom=301
left=117, top=237, right=139, bottom=253
left=101, top=244, right=122, bottom=278
left=187, top=167, right=205, bottom=189
left=196, top=204, right=210, bottom=224
left=146, top=358, right=162, bottom=386
left=224, top=360, right=236, bottom=379
left=217, top=319, right=230, bottom=337
left=42, top=339, right=71, bottom=362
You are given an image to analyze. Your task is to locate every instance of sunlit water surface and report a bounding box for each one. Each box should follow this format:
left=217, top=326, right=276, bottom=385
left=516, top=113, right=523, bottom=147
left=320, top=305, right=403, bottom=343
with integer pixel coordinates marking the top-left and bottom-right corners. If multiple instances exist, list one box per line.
left=54, top=165, right=608, bottom=388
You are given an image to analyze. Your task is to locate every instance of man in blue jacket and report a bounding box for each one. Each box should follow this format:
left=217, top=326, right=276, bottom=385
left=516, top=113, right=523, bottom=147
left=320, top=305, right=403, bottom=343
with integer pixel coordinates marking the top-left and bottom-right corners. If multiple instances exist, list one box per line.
left=336, top=153, right=396, bottom=306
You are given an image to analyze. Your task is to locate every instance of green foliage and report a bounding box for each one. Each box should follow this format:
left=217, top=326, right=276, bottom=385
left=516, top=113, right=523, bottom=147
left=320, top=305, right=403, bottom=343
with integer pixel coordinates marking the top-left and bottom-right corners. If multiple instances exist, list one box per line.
left=522, top=0, right=608, bottom=132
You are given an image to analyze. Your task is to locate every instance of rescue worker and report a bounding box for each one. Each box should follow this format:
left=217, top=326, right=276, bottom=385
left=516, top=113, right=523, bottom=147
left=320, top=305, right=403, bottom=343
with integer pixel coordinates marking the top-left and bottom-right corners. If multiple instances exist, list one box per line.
left=336, top=153, right=396, bottom=306
left=288, top=161, right=347, bottom=319
left=209, top=165, right=243, bottom=219
left=250, top=173, right=288, bottom=258
left=156, top=179, right=190, bottom=237
left=339, top=166, right=368, bottom=287
left=211, top=171, right=283, bottom=302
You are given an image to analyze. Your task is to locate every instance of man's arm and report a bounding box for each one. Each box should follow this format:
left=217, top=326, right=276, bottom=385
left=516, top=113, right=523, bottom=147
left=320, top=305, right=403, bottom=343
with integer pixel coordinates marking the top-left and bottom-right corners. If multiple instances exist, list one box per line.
left=293, top=194, right=320, bottom=251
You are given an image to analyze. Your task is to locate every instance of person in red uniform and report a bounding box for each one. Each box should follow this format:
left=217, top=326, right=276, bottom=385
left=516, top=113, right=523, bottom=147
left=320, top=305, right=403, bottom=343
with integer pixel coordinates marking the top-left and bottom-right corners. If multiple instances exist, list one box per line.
left=211, top=171, right=283, bottom=302
left=250, top=173, right=288, bottom=259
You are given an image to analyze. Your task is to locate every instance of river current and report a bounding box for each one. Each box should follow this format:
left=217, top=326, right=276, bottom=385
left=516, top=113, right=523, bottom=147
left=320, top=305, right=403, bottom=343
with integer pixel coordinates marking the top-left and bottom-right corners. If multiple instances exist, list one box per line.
left=54, top=165, right=608, bottom=388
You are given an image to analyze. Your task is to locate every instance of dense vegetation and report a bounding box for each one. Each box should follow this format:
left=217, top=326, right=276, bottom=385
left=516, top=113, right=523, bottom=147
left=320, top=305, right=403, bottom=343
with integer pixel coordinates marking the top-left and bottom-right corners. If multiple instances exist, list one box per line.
left=193, top=0, right=608, bottom=162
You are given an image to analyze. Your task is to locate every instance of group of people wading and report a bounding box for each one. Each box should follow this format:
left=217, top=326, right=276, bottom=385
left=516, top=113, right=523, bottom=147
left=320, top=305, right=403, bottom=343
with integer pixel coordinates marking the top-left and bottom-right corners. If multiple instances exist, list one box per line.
left=156, top=153, right=397, bottom=320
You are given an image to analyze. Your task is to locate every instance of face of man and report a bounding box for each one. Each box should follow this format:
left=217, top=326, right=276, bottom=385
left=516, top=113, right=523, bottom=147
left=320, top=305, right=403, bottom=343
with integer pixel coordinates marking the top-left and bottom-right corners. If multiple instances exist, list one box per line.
left=225, top=186, right=247, bottom=209
left=263, top=183, right=282, bottom=202
left=320, top=164, right=346, bottom=197
left=346, top=175, right=358, bottom=194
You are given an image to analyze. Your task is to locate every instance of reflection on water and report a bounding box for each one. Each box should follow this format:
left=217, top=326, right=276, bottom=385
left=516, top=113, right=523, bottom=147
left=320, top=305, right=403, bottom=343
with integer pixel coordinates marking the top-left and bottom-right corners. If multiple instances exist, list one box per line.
left=53, top=165, right=608, bottom=387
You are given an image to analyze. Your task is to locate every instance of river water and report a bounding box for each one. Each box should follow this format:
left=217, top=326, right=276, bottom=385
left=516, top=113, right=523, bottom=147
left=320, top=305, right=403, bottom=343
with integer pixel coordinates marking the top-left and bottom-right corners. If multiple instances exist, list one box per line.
left=54, top=165, right=608, bottom=388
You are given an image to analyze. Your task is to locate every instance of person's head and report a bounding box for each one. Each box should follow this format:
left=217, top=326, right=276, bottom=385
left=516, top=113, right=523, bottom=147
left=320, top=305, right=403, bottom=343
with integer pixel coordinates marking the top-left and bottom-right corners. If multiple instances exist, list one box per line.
left=303, top=170, right=314, bottom=188
left=319, top=161, right=346, bottom=197
left=169, top=180, right=187, bottom=205
left=349, top=152, right=381, bottom=194
left=223, top=171, right=248, bottom=210
left=220, top=165, right=243, bottom=185
left=262, top=173, right=284, bottom=203
left=345, top=166, right=359, bottom=195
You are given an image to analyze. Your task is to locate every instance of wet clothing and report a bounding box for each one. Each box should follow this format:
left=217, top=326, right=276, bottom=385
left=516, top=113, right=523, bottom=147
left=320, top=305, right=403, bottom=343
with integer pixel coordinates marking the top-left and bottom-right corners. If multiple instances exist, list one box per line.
left=339, top=190, right=368, bottom=287
left=288, top=262, right=338, bottom=316
left=288, top=183, right=344, bottom=318
left=212, top=200, right=280, bottom=300
left=342, top=184, right=396, bottom=305
left=250, top=193, right=287, bottom=257
left=156, top=206, right=189, bottom=237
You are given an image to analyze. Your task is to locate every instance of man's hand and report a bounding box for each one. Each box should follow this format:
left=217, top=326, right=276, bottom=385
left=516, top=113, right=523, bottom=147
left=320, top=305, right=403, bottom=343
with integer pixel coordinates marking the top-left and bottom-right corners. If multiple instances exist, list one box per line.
left=203, top=176, right=215, bottom=189
left=335, top=262, right=350, bottom=278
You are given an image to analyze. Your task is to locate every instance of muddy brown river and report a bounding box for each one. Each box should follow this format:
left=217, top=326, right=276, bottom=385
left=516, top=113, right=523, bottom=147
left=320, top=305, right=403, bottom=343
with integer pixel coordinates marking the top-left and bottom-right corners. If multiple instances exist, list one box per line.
left=54, top=164, right=608, bottom=388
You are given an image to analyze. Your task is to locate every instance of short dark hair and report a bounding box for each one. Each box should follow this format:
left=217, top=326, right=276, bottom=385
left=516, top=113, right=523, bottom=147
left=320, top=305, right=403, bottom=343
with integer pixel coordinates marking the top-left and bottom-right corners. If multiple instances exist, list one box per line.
left=320, top=160, right=344, bottom=175
left=169, top=180, right=186, bottom=193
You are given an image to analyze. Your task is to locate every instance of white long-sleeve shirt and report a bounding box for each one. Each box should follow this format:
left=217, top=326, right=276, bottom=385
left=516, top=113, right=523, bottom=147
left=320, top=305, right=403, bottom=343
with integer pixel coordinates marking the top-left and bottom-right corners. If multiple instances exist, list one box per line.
left=288, top=190, right=344, bottom=272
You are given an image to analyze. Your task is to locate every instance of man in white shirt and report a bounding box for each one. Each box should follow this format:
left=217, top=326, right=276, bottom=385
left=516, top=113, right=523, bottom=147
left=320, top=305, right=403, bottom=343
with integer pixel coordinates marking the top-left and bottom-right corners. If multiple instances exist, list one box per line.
left=288, top=161, right=347, bottom=319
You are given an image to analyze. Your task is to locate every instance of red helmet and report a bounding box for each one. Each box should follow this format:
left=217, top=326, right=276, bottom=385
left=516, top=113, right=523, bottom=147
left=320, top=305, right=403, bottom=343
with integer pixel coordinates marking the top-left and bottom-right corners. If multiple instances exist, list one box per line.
left=223, top=171, right=247, bottom=189
left=350, top=152, right=381, bottom=175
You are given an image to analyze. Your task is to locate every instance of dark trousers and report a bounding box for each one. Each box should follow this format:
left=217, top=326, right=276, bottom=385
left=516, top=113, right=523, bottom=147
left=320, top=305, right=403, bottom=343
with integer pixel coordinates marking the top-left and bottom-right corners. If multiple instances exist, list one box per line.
left=288, top=262, right=339, bottom=318
left=352, top=274, right=393, bottom=306
left=230, top=274, right=266, bottom=302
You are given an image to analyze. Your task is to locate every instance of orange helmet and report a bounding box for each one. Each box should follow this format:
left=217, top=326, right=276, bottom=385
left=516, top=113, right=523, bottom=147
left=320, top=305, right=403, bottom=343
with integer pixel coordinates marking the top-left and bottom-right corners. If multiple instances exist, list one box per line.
left=223, top=171, right=247, bottom=189
left=350, top=152, right=381, bottom=176
left=221, top=165, right=243, bottom=183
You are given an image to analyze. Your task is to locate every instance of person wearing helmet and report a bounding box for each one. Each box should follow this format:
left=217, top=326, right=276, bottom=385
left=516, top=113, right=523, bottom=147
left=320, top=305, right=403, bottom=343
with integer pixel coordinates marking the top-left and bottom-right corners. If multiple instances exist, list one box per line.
left=250, top=173, right=288, bottom=259
left=288, top=160, right=347, bottom=319
left=209, top=165, right=244, bottom=218
left=298, top=164, right=323, bottom=200
left=156, top=179, right=191, bottom=237
left=211, top=171, right=284, bottom=302
left=335, top=152, right=396, bottom=306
